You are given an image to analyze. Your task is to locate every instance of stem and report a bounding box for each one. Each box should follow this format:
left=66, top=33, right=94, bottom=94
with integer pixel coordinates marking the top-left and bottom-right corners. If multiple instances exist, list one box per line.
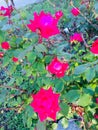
left=0, top=85, right=25, bottom=93
left=81, top=34, right=90, bottom=48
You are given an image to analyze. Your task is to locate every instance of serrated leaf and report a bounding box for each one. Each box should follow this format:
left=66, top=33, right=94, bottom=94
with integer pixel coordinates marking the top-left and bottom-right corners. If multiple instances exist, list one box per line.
left=36, top=120, right=46, bottom=130
left=0, top=30, right=5, bottom=42
left=7, top=78, right=15, bottom=86
left=55, top=80, right=64, bottom=92
left=65, top=90, right=80, bottom=103
left=60, top=103, right=69, bottom=116
left=35, top=44, right=47, bottom=53
left=85, top=68, right=95, bottom=82
left=27, top=52, right=36, bottom=64
left=2, top=56, right=10, bottom=67
left=27, top=118, right=32, bottom=128
left=77, top=94, right=91, bottom=107
left=74, top=64, right=89, bottom=75
left=95, top=64, right=98, bottom=72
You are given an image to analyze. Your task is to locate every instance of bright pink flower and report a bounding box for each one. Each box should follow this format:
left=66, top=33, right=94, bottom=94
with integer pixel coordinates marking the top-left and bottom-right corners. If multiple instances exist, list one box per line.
left=1, top=42, right=10, bottom=50
left=90, top=39, right=98, bottom=55
left=96, top=98, right=98, bottom=104
left=70, top=33, right=83, bottom=43
left=71, top=8, right=80, bottom=16
left=12, top=57, right=18, bottom=62
left=55, top=10, right=63, bottom=19
left=30, top=87, right=60, bottom=122
left=94, top=114, right=98, bottom=119
left=0, top=6, right=13, bottom=17
left=0, top=52, right=4, bottom=58
left=27, top=11, right=63, bottom=39
left=46, top=57, right=69, bottom=78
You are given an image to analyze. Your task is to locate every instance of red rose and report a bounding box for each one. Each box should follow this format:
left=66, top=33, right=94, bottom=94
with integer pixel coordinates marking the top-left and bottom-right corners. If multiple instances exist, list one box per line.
left=1, top=42, right=10, bottom=50
left=96, top=98, right=98, bottom=104
left=0, top=6, right=13, bottom=17
left=94, top=114, right=98, bottom=119
left=46, top=57, right=69, bottom=78
left=12, top=57, right=18, bottom=62
left=55, top=10, right=63, bottom=19
left=90, top=39, right=98, bottom=55
left=27, top=11, right=63, bottom=39
left=70, top=33, right=83, bottom=43
left=71, top=8, right=80, bottom=16
left=30, top=87, right=60, bottom=121
left=0, top=52, right=4, bottom=58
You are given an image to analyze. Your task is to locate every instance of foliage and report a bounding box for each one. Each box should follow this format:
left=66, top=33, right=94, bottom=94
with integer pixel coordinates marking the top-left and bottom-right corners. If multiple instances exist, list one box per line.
left=0, top=0, right=98, bottom=130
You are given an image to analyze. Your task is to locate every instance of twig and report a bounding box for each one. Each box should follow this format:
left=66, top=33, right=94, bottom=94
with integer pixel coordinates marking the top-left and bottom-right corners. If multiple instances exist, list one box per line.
left=81, top=34, right=90, bottom=48
left=0, top=85, right=25, bottom=93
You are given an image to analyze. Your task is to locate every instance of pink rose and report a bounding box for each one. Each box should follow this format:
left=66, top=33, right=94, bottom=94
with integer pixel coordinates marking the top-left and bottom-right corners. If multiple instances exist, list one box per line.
left=46, top=57, right=69, bottom=78
left=30, top=87, right=60, bottom=121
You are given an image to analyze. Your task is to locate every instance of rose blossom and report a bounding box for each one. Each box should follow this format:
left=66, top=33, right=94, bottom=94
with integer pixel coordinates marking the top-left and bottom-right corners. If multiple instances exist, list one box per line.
left=94, top=113, right=98, bottom=119
left=30, top=87, right=60, bottom=121
left=1, top=42, right=10, bottom=50
left=70, top=33, right=83, bottom=43
left=90, top=39, right=98, bottom=55
left=12, top=57, right=18, bottom=62
left=46, top=57, right=69, bottom=78
left=27, top=10, right=63, bottom=39
left=0, top=52, right=4, bottom=58
left=96, top=98, right=98, bottom=104
left=0, top=6, right=13, bottom=17
left=71, top=7, right=80, bottom=16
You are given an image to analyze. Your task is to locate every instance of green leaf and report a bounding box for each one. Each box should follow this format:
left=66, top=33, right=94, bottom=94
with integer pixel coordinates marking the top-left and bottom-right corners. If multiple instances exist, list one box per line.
left=94, top=2, right=98, bottom=13
left=36, top=120, right=46, bottom=130
left=2, top=56, right=10, bottom=67
left=27, top=52, right=36, bottom=64
left=7, top=78, right=15, bottom=86
left=0, top=30, right=5, bottom=43
left=18, top=44, right=34, bottom=59
left=77, top=94, right=91, bottom=107
left=60, top=103, right=69, bottom=116
left=65, top=90, right=80, bottom=103
left=61, top=118, right=69, bottom=129
left=35, top=44, right=47, bottom=53
left=95, top=64, right=98, bottom=72
left=74, top=64, right=89, bottom=75
left=26, top=106, right=34, bottom=118
left=16, top=77, right=23, bottom=85
left=54, top=80, right=64, bottom=92
left=27, top=118, right=32, bottom=128
left=85, top=68, right=95, bottom=82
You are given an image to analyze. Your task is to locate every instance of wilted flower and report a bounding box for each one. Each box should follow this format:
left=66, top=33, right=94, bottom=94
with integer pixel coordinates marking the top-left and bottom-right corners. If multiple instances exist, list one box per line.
left=71, top=7, right=80, bottom=16
left=12, top=57, right=18, bottom=62
left=46, top=57, right=69, bottom=78
left=90, top=39, right=98, bottom=55
left=0, top=52, right=4, bottom=58
left=94, top=113, right=98, bottom=119
left=96, top=98, right=98, bottom=104
left=70, top=33, right=83, bottom=43
left=0, top=6, right=13, bottom=17
left=27, top=10, right=63, bottom=39
left=30, top=87, right=60, bottom=121
left=1, top=42, right=10, bottom=50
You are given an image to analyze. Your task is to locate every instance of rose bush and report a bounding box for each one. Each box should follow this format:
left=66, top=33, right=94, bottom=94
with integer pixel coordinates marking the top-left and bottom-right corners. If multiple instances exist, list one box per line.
left=0, top=0, right=98, bottom=130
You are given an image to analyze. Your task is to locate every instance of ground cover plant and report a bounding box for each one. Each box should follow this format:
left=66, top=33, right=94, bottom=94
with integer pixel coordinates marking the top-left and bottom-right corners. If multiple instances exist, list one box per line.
left=0, top=0, right=98, bottom=130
